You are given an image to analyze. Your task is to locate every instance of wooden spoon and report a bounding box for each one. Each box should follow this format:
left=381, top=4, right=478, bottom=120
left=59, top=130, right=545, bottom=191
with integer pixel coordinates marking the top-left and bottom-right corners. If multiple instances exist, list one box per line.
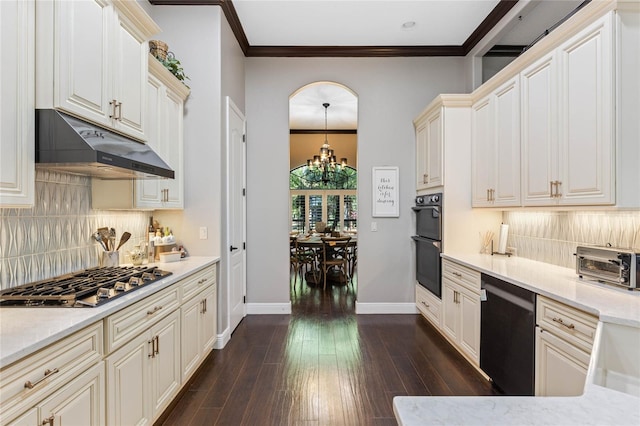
left=115, top=232, right=131, bottom=251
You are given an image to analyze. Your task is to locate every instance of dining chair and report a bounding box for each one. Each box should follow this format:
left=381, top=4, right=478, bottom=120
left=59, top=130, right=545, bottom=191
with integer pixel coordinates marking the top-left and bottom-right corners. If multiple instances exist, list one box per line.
left=291, top=238, right=316, bottom=287
left=319, top=236, right=351, bottom=290
left=346, top=239, right=357, bottom=286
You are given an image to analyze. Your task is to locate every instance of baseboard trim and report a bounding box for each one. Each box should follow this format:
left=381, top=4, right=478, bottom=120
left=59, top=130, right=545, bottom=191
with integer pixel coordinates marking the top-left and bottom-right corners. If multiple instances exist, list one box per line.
left=214, top=327, right=231, bottom=349
left=355, top=302, right=419, bottom=314
left=246, top=302, right=292, bottom=314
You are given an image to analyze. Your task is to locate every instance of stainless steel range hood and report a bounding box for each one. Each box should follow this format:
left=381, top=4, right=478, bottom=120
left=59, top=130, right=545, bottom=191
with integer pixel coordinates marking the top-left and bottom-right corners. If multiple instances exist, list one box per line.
left=36, top=109, right=174, bottom=179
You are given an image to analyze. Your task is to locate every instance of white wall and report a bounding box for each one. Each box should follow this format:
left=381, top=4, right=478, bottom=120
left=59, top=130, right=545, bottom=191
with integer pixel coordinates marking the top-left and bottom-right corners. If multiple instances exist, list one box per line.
left=245, top=57, right=468, bottom=309
left=148, top=4, right=245, bottom=335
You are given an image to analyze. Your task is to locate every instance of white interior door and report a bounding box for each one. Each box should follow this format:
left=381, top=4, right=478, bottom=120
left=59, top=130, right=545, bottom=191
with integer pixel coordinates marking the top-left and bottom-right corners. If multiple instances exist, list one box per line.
left=227, top=97, right=246, bottom=334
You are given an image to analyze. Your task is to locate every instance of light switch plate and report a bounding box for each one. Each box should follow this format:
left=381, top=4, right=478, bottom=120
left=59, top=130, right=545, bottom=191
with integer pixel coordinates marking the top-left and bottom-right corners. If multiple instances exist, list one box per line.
left=371, top=222, right=377, bottom=232
left=199, top=227, right=208, bottom=239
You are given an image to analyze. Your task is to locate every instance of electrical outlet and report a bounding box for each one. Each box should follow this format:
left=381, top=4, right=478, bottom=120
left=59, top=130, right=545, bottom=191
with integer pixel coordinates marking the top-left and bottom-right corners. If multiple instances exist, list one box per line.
left=199, top=227, right=208, bottom=240
left=371, top=222, right=377, bottom=232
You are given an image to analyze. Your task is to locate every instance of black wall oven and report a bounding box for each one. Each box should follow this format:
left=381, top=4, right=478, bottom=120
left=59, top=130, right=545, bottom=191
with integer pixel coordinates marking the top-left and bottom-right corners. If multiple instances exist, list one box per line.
left=411, top=194, right=442, bottom=298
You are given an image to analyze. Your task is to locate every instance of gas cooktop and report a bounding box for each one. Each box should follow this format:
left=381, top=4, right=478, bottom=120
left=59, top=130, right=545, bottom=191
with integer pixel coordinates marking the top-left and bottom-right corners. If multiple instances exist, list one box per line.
left=0, top=266, right=172, bottom=307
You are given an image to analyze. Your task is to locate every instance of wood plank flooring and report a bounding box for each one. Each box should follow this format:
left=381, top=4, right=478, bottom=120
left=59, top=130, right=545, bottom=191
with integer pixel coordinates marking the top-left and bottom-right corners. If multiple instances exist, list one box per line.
left=159, top=274, right=499, bottom=426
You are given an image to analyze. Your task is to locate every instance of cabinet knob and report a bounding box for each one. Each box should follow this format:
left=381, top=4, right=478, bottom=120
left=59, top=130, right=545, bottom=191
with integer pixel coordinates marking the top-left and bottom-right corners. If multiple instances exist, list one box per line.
left=42, top=415, right=55, bottom=426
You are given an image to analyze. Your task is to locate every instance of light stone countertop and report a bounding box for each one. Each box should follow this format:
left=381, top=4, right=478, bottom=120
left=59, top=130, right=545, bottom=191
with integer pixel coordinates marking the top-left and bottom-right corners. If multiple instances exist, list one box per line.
left=394, top=253, right=640, bottom=426
left=0, top=256, right=220, bottom=369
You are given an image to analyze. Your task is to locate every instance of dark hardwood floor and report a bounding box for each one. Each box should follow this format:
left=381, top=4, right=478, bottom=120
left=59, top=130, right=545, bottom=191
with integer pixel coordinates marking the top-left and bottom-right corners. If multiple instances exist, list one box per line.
left=160, top=273, right=499, bottom=426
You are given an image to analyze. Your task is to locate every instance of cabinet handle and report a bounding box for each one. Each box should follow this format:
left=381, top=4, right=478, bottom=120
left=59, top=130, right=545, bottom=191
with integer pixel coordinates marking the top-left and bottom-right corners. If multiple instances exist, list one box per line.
left=552, top=317, right=575, bottom=329
left=24, top=368, right=59, bottom=389
left=486, top=189, right=490, bottom=201
left=42, top=415, right=55, bottom=426
left=491, top=189, right=495, bottom=202
left=109, top=99, right=118, bottom=118
left=116, top=101, right=123, bottom=120
left=155, top=335, right=160, bottom=356
left=452, top=272, right=462, bottom=278
left=423, top=174, right=428, bottom=184
left=198, top=278, right=208, bottom=285
left=420, top=300, right=430, bottom=308
left=146, top=305, right=163, bottom=315
left=204, top=298, right=207, bottom=313
left=554, top=181, right=562, bottom=198
left=148, top=339, right=154, bottom=358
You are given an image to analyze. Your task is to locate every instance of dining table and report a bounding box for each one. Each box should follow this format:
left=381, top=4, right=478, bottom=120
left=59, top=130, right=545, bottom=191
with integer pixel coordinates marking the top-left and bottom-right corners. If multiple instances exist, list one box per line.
left=293, top=233, right=357, bottom=287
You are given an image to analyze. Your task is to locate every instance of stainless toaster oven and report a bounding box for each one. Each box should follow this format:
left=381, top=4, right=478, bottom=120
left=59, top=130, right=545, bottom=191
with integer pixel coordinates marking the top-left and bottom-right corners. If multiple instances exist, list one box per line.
left=576, top=246, right=639, bottom=290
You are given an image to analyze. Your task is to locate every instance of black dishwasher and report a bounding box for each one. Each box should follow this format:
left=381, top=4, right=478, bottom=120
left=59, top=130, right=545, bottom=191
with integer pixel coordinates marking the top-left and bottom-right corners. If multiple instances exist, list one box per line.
left=480, top=274, right=536, bottom=395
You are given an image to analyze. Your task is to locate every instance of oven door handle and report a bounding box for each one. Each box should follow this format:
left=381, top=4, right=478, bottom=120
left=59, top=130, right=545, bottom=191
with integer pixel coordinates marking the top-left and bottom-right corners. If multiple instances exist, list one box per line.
left=411, top=236, right=441, bottom=250
left=411, top=206, right=440, bottom=218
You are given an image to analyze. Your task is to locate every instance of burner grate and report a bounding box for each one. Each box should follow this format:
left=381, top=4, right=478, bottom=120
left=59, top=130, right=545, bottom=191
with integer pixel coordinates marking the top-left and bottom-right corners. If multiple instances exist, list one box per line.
left=0, top=266, right=172, bottom=307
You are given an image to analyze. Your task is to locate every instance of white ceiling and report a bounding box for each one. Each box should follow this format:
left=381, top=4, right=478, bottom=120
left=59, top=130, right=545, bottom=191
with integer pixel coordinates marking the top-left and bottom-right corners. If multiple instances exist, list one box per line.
left=233, top=0, right=500, bottom=47
left=234, top=0, right=586, bottom=129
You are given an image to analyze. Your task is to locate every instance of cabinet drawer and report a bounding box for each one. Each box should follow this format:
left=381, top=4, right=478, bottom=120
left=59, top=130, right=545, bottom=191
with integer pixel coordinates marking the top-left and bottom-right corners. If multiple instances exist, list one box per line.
left=442, top=259, right=480, bottom=293
left=105, top=285, right=180, bottom=354
left=181, top=264, right=216, bottom=302
left=0, top=323, right=103, bottom=418
left=416, top=284, right=441, bottom=327
left=536, top=296, right=598, bottom=352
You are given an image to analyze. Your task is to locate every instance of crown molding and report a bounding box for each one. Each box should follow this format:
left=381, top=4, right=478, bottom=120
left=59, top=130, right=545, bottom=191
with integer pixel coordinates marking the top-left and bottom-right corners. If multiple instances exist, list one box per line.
left=149, top=0, right=519, bottom=57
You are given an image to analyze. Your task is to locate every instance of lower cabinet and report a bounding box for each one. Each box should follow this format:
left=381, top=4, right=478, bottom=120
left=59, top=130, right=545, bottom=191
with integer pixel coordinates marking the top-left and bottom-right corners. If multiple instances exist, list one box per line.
left=440, top=260, right=481, bottom=365
left=106, top=309, right=181, bottom=425
left=8, top=363, right=104, bottom=426
left=181, top=285, right=217, bottom=380
left=535, top=295, right=597, bottom=396
left=535, top=328, right=590, bottom=396
left=415, top=284, right=441, bottom=328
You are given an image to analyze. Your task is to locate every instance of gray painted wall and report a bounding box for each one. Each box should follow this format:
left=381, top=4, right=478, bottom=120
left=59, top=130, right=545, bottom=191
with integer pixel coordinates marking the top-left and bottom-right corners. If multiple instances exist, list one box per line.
left=244, top=57, right=468, bottom=306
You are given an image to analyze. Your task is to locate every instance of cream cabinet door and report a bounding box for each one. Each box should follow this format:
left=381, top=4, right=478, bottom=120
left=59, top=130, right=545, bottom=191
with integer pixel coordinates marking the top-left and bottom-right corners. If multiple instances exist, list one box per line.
left=54, top=0, right=113, bottom=128
left=106, top=332, right=151, bottom=426
left=492, top=77, right=520, bottom=207
left=150, top=311, right=181, bottom=418
left=200, top=285, right=218, bottom=354
left=441, top=279, right=459, bottom=343
left=110, top=6, right=148, bottom=141
left=535, top=328, right=590, bottom=396
left=38, top=363, right=105, bottom=426
left=6, top=408, right=37, bottom=426
left=458, top=286, right=480, bottom=364
left=521, top=52, right=558, bottom=205
left=181, top=293, right=203, bottom=380
left=160, top=88, right=185, bottom=208
left=415, top=106, right=443, bottom=191
left=557, top=14, right=614, bottom=205
left=471, top=96, right=493, bottom=207
left=0, top=0, right=35, bottom=207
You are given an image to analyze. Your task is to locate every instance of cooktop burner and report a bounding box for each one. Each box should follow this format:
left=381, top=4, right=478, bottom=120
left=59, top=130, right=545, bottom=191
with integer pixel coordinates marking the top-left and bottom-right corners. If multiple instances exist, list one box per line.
left=0, top=266, right=172, bottom=307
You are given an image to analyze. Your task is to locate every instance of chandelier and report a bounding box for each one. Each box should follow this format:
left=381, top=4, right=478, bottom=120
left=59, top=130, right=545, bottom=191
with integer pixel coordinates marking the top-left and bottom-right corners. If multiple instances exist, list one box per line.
left=306, top=103, right=347, bottom=183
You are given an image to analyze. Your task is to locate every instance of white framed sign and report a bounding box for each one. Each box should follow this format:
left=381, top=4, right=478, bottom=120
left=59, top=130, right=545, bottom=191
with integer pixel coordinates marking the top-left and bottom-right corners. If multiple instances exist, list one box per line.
left=372, top=166, right=399, bottom=217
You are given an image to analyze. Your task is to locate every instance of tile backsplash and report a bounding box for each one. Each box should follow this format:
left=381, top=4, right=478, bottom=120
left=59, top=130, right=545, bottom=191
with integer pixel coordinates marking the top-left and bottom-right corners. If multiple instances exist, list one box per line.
left=503, top=210, right=640, bottom=269
left=0, top=170, right=150, bottom=290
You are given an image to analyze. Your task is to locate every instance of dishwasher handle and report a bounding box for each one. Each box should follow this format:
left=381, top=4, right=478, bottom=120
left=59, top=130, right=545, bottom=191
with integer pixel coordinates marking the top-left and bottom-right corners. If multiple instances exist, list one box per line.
left=481, top=281, right=535, bottom=312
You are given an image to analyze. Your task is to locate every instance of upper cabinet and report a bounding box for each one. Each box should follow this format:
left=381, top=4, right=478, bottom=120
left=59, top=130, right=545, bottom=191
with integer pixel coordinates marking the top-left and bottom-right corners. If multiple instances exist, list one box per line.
left=36, top=0, right=160, bottom=141
left=92, top=56, right=189, bottom=210
left=522, top=15, right=614, bottom=206
left=415, top=95, right=473, bottom=194
left=0, top=0, right=35, bottom=207
left=415, top=103, right=443, bottom=190
left=469, top=4, right=639, bottom=209
left=471, top=76, right=521, bottom=207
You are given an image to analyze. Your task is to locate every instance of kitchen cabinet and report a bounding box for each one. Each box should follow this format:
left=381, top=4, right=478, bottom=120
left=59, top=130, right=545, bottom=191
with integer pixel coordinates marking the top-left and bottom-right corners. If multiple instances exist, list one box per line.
left=440, top=260, right=481, bottom=365
left=0, top=324, right=104, bottom=425
left=91, top=55, right=189, bottom=210
left=522, top=14, right=614, bottom=206
left=0, top=0, right=35, bottom=207
left=8, top=363, right=104, bottom=426
left=36, top=0, right=160, bottom=141
left=535, top=295, right=598, bottom=396
left=106, top=309, right=181, bottom=425
left=471, top=76, right=521, bottom=207
left=415, top=284, right=441, bottom=329
left=181, top=265, right=217, bottom=379
left=414, top=103, right=443, bottom=190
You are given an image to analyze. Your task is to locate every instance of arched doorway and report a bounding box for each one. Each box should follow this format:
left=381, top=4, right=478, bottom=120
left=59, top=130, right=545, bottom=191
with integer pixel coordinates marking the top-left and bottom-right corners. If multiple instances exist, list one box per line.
left=288, top=82, right=358, bottom=302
